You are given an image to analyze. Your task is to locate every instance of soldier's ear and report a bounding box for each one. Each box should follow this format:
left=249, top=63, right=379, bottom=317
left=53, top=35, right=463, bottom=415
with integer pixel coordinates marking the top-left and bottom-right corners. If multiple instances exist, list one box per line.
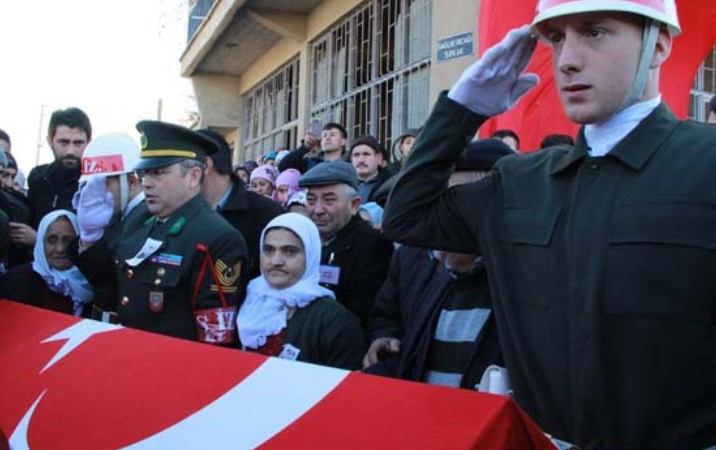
left=203, top=156, right=214, bottom=175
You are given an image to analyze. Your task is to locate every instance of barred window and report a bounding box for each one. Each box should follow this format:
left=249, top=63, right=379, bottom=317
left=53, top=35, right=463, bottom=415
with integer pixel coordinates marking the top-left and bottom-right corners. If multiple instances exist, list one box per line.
left=688, top=44, right=715, bottom=122
left=242, top=58, right=300, bottom=161
left=309, top=0, right=431, bottom=161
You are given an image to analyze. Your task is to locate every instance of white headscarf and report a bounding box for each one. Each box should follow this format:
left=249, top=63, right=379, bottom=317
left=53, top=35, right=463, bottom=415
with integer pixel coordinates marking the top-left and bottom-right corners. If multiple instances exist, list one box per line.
left=238, top=212, right=335, bottom=349
left=32, top=210, right=93, bottom=316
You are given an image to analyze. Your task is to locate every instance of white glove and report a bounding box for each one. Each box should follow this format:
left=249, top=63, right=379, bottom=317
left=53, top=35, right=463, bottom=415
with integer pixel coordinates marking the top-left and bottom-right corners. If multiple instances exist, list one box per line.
left=448, top=25, right=539, bottom=117
left=76, top=175, right=114, bottom=243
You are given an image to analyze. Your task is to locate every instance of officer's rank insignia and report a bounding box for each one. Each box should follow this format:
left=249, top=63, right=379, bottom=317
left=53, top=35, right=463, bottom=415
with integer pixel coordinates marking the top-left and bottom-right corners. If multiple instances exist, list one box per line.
left=212, top=259, right=241, bottom=293
left=148, top=291, right=164, bottom=313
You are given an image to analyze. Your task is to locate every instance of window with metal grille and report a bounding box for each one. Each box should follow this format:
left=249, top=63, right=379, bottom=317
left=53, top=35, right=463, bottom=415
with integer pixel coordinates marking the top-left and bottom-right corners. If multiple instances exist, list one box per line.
left=688, top=44, right=715, bottom=122
left=242, top=58, right=300, bottom=161
left=309, top=0, right=431, bottom=162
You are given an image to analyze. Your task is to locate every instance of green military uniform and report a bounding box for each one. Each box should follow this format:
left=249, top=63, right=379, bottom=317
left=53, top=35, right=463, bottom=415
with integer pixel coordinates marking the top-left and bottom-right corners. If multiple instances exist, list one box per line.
left=116, top=194, right=246, bottom=341
left=114, top=120, right=248, bottom=343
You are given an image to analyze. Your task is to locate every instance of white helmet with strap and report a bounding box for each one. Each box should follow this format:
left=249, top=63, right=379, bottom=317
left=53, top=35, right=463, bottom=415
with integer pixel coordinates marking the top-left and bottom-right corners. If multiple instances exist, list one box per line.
left=532, top=0, right=681, bottom=110
left=80, top=132, right=140, bottom=212
left=533, top=0, right=680, bottom=35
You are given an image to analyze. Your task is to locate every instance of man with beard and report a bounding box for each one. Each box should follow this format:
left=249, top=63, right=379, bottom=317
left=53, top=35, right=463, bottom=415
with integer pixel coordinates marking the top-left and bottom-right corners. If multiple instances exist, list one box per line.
left=19, top=107, right=91, bottom=248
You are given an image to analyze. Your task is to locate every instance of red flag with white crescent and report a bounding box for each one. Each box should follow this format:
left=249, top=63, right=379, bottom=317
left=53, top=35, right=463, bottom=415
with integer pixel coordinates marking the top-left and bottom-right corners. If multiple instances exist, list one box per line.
left=0, top=301, right=555, bottom=449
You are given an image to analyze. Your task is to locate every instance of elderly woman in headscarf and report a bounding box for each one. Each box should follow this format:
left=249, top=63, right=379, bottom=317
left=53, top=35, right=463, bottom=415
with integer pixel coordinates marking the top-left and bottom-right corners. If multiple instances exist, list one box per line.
left=237, top=212, right=365, bottom=370
left=0, top=210, right=93, bottom=316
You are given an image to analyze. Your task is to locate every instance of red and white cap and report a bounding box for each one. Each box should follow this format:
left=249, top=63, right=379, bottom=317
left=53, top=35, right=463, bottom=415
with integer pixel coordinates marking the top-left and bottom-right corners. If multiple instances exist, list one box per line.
left=532, top=0, right=681, bottom=36
left=80, top=133, right=140, bottom=182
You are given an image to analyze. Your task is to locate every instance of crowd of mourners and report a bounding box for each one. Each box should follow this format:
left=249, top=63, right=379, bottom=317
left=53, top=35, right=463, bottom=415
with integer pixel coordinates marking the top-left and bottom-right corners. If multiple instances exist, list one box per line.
left=2, top=1, right=716, bottom=448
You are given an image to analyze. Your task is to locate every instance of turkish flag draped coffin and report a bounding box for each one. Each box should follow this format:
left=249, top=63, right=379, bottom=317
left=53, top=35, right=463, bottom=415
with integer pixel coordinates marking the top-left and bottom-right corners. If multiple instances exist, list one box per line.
left=0, top=301, right=555, bottom=449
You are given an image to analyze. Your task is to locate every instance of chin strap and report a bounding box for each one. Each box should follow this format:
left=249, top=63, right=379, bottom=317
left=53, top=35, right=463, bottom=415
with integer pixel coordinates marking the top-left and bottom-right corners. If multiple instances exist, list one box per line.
left=119, top=175, right=129, bottom=213
left=619, top=20, right=660, bottom=111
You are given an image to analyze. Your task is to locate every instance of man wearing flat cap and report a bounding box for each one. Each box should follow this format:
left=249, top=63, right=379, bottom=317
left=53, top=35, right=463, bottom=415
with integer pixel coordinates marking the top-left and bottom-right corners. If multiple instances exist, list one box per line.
left=299, top=160, right=393, bottom=323
left=114, top=120, right=248, bottom=343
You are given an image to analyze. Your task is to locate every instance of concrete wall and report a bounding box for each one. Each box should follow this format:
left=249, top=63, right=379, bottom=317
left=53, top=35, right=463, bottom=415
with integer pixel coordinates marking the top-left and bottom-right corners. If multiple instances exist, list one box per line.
left=428, top=1, right=481, bottom=105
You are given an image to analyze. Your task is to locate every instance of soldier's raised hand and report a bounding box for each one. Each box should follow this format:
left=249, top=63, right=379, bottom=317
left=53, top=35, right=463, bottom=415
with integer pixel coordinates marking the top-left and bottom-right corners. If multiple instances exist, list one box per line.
left=448, top=25, right=539, bottom=117
left=77, top=175, right=114, bottom=244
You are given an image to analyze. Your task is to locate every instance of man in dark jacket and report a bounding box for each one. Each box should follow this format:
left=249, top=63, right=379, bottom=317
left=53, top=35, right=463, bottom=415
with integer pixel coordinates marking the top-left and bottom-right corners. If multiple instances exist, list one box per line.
left=278, top=122, right=348, bottom=173
left=72, top=133, right=151, bottom=322
left=299, top=161, right=393, bottom=322
left=27, top=107, right=92, bottom=228
left=0, top=149, right=32, bottom=268
left=383, top=3, right=716, bottom=449
left=364, top=140, right=511, bottom=389
left=198, top=129, right=283, bottom=281
left=349, top=135, right=392, bottom=203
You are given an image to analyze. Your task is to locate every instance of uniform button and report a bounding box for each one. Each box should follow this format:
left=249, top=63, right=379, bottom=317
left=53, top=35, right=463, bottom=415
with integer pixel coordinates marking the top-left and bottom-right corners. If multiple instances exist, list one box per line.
left=157, top=267, right=166, bottom=276
left=126, top=269, right=134, bottom=279
left=154, top=278, right=161, bottom=286
left=121, top=296, right=130, bottom=306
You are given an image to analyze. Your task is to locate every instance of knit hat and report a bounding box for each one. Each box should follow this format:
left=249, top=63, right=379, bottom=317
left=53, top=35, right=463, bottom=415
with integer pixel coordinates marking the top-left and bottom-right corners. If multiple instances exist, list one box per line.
left=250, top=164, right=279, bottom=185
left=350, top=135, right=389, bottom=161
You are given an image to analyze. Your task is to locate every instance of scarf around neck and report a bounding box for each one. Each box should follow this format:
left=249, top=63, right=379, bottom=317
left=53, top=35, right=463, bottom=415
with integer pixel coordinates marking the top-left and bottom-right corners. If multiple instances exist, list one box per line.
left=238, top=212, right=335, bottom=348
left=32, top=209, right=93, bottom=316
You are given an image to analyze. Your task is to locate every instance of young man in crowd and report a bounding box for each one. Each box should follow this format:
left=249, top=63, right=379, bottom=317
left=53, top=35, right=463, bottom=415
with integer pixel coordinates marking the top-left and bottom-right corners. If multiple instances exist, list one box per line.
left=278, top=122, right=348, bottom=173
left=384, top=1, right=716, bottom=448
left=72, top=133, right=151, bottom=322
left=349, top=135, right=391, bottom=203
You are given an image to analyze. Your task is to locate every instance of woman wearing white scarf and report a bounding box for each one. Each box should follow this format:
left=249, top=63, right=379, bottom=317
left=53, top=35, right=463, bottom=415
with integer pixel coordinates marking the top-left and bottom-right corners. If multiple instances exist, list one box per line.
left=238, top=212, right=365, bottom=369
left=0, top=210, right=93, bottom=316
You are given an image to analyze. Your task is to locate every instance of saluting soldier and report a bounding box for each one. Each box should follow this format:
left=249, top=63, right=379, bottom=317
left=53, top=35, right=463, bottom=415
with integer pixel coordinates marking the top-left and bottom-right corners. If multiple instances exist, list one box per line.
left=115, top=120, right=247, bottom=344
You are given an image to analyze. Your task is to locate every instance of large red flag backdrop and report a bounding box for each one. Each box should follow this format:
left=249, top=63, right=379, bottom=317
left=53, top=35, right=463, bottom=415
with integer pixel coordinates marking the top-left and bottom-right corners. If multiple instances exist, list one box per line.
left=478, top=0, right=716, bottom=151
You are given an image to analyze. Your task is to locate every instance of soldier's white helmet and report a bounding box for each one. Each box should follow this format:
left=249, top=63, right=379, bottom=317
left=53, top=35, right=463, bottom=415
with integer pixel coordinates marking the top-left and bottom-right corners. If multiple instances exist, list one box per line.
left=80, top=133, right=140, bottom=182
left=79, top=132, right=140, bottom=213
left=532, top=0, right=681, bottom=112
left=532, top=0, right=681, bottom=36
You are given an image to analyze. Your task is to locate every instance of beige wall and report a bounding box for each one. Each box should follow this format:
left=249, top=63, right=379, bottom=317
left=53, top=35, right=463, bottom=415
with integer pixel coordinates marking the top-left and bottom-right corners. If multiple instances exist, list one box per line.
left=191, top=0, right=485, bottom=160
left=237, top=0, right=365, bottom=147
left=428, top=1, right=481, bottom=105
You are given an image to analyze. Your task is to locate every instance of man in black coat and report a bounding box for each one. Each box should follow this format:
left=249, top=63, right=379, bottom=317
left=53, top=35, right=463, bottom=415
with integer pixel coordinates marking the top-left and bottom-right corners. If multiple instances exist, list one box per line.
left=299, top=161, right=393, bottom=323
left=363, top=140, right=512, bottom=389
left=72, top=133, right=152, bottom=322
left=383, top=5, right=716, bottom=448
left=27, top=107, right=92, bottom=228
left=198, top=129, right=283, bottom=282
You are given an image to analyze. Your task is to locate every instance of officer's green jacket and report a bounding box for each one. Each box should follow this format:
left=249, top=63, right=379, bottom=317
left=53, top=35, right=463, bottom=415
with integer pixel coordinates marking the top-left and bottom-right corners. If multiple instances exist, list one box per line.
left=383, top=93, right=716, bottom=449
left=116, top=193, right=247, bottom=341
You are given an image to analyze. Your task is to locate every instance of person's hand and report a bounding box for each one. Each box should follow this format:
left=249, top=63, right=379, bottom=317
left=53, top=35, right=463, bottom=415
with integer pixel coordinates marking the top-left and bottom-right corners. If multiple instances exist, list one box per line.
left=9, top=222, right=37, bottom=247
left=362, top=337, right=401, bottom=368
left=448, top=25, right=539, bottom=117
left=303, top=131, right=319, bottom=151
left=76, top=176, right=114, bottom=244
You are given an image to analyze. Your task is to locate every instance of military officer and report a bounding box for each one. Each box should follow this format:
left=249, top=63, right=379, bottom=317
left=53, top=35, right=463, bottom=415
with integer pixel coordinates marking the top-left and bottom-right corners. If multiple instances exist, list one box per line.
left=115, top=120, right=248, bottom=343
